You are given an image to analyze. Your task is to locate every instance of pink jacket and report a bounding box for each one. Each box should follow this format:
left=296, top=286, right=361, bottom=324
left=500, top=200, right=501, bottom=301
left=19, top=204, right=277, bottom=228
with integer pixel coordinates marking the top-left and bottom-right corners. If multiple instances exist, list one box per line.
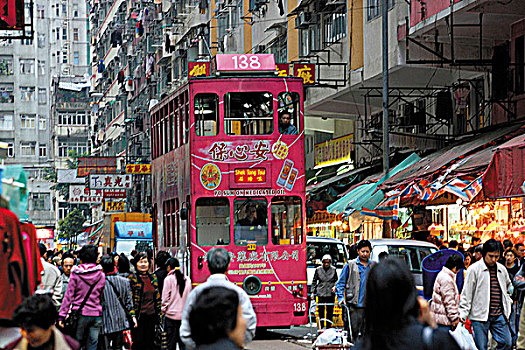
left=430, top=266, right=460, bottom=326
left=161, top=270, right=192, bottom=320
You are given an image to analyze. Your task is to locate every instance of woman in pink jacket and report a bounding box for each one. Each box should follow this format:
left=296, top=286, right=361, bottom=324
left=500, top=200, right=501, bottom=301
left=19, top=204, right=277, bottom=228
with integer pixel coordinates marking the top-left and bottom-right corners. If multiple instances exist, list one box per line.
left=430, top=254, right=465, bottom=330
left=162, top=258, right=192, bottom=350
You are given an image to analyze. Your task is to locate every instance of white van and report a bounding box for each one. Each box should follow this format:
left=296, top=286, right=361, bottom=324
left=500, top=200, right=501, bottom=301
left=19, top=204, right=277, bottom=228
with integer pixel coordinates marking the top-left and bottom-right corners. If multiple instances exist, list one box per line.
left=368, top=239, right=438, bottom=293
left=306, top=236, right=349, bottom=295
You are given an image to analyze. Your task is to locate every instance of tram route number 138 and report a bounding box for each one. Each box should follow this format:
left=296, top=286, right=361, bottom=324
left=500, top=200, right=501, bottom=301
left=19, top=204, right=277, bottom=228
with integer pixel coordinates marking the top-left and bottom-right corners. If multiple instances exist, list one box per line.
left=232, top=55, right=261, bottom=70
left=294, top=303, right=306, bottom=312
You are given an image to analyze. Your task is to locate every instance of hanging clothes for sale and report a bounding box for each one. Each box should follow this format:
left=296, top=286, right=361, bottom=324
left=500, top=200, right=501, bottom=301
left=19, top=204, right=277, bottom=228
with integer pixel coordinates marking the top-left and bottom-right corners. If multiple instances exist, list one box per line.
left=19, top=223, right=43, bottom=292
left=117, top=70, right=125, bottom=84
left=0, top=208, right=31, bottom=319
left=136, top=21, right=144, bottom=37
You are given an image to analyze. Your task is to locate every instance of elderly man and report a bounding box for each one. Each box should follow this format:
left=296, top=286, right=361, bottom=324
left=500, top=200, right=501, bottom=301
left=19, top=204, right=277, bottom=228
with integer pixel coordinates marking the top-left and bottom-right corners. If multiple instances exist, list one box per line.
left=180, top=248, right=257, bottom=349
left=311, top=254, right=338, bottom=329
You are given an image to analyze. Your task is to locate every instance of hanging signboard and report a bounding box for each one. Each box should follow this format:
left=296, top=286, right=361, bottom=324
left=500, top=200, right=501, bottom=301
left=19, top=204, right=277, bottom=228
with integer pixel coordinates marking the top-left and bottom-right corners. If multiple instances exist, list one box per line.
left=293, top=63, right=316, bottom=85
left=69, top=185, right=103, bottom=204
left=188, top=61, right=210, bottom=78
left=89, top=174, right=132, bottom=189
left=77, top=157, right=117, bottom=177
left=36, top=228, right=54, bottom=240
left=90, top=188, right=127, bottom=198
left=0, top=0, right=24, bottom=30
left=314, top=133, right=354, bottom=168
left=215, top=54, right=276, bottom=72
left=276, top=64, right=290, bottom=77
left=105, top=200, right=126, bottom=213
left=125, top=164, right=151, bottom=174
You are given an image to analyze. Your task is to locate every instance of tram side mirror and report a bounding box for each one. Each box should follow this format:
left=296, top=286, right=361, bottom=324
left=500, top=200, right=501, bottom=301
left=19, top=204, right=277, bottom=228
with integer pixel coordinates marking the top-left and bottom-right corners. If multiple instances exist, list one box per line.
left=180, top=208, right=188, bottom=221
left=306, top=206, right=315, bottom=219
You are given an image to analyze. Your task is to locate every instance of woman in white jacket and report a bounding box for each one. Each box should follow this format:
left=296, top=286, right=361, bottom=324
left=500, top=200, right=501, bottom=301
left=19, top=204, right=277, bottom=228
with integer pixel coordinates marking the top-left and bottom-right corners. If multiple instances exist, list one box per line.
left=430, top=254, right=464, bottom=330
left=162, top=258, right=192, bottom=350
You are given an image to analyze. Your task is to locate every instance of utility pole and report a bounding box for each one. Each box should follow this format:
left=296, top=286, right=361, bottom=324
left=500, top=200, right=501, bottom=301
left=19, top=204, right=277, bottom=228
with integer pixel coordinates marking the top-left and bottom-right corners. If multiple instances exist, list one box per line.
left=382, top=0, right=389, bottom=176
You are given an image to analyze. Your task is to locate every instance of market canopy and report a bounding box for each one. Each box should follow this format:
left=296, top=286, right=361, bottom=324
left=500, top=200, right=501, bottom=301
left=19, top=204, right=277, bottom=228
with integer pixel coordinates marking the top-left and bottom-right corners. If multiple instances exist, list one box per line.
left=483, top=133, right=525, bottom=199
left=379, top=124, right=522, bottom=192
left=327, top=153, right=421, bottom=215
left=115, top=222, right=153, bottom=239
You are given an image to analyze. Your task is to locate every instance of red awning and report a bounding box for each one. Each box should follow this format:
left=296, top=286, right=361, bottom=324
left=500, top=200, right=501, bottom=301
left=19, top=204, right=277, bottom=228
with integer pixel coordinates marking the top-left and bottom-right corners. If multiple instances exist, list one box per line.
left=483, top=133, right=525, bottom=199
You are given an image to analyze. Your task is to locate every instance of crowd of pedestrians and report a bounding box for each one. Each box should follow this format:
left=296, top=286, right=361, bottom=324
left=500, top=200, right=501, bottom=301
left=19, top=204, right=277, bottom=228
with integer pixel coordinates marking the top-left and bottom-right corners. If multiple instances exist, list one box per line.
left=11, top=236, right=525, bottom=350
left=6, top=245, right=255, bottom=350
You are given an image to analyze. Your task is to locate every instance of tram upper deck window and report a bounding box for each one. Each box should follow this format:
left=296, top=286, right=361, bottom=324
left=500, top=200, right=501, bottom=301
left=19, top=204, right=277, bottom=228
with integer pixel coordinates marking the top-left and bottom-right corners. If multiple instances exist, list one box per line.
left=196, top=197, right=230, bottom=246
left=271, top=196, right=302, bottom=245
left=234, top=198, right=268, bottom=245
left=195, top=93, right=218, bottom=136
left=225, top=92, right=273, bottom=135
left=278, top=92, right=300, bottom=135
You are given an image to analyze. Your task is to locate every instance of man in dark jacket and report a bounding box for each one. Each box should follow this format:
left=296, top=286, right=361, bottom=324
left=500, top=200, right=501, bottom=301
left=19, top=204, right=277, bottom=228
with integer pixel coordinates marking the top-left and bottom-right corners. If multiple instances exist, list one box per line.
left=311, top=254, right=338, bottom=328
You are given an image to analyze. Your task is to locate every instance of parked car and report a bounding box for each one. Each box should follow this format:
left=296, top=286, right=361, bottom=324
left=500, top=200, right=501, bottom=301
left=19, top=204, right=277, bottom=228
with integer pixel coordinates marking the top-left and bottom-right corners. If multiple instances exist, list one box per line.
left=368, top=239, right=438, bottom=294
left=306, top=236, right=349, bottom=295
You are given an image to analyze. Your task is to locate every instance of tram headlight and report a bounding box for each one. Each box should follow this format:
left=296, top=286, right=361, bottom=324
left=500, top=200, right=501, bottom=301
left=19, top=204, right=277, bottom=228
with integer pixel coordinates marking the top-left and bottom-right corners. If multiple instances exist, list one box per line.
left=243, top=275, right=262, bottom=296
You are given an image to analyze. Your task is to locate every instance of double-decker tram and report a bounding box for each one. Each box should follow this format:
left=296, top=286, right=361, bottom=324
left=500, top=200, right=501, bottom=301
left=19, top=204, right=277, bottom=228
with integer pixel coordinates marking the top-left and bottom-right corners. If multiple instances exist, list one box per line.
left=151, top=54, right=307, bottom=327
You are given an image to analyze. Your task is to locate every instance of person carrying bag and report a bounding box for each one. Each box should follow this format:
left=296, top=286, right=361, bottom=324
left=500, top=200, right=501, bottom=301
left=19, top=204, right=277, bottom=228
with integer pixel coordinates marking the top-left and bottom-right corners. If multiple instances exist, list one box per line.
left=62, top=280, right=97, bottom=337
left=99, top=255, right=136, bottom=350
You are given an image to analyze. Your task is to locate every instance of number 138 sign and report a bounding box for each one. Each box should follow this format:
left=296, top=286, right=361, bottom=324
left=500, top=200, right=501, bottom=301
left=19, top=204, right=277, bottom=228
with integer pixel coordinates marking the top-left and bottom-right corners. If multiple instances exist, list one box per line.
left=215, top=54, right=276, bottom=72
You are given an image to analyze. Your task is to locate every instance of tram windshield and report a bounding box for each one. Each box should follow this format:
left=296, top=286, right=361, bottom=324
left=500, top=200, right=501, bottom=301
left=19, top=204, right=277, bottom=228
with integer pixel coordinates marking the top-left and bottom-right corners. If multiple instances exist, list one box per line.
left=234, top=198, right=268, bottom=245
left=225, top=92, right=273, bottom=135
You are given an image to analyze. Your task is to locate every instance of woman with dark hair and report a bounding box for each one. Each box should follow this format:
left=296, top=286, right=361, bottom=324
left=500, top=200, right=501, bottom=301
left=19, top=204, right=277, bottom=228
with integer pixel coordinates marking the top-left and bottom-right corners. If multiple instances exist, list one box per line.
left=356, top=258, right=460, bottom=350
left=430, top=254, right=464, bottom=330
left=117, top=254, right=131, bottom=278
left=162, top=258, right=192, bottom=350
left=128, top=252, right=162, bottom=350
left=189, top=287, right=246, bottom=349
left=464, top=252, right=473, bottom=269
left=155, top=250, right=171, bottom=293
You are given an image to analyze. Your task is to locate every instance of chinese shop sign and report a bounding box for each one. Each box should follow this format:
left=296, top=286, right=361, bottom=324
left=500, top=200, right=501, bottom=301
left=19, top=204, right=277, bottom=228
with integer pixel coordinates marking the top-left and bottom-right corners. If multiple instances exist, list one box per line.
left=89, top=174, right=132, bottom=189
left=234, top=168, right=266, bottom=184
left=293, top=63, right=316, bottom=85
left=314, top=134, right=354, bottom=168
left=188, top=62, right=210, bottom=78
left=77, top=157, right=117, bottom=177
left=126, top=164, right=151, bottom=174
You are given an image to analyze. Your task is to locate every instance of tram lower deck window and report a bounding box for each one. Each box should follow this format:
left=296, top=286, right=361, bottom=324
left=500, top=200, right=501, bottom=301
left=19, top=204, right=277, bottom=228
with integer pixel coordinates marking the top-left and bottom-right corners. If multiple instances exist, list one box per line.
left=234, top=198, right=268, bottom=245
left=271, top=196, right=302, bottom=245
left=194, top=93, right=218, bottom=136
left=196, top=197, right=230, bottom=246
left=225, top=92, right=273, bottom=135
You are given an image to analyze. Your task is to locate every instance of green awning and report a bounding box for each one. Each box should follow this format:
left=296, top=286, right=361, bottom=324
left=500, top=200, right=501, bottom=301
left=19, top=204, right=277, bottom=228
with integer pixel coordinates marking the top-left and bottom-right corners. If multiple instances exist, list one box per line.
left=327, top=153, right=421, bottom=215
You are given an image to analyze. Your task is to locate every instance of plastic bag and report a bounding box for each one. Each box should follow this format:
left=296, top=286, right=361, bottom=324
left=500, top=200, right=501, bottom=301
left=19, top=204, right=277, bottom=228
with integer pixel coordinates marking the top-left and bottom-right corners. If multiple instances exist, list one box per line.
left=314, top=328, right=347, bottom=346
left=449, top=323, right=478, bottom=350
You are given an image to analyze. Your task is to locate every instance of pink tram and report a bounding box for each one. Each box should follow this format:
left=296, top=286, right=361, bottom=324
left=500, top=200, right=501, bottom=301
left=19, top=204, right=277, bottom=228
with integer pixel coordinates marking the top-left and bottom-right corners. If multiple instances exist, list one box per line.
left=151, top=54, right=308, bottom=327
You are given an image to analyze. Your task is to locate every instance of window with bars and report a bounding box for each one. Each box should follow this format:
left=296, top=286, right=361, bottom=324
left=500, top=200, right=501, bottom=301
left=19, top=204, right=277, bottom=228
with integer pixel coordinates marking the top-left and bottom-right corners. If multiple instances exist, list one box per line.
left=20, top=87, right=35, bottom=101
left=39, top=145, right=47, bottom=158
left=39, top=116, right=47, bottom=130
left=323, top=12, right=346, bottom=46
left=21, top=115, right=36, bottom=128
left=0, top=114, right=13, bottom=129
left=74, top=28, right=79, bottom=41
left=58, top=112, right=88, bottom=125
left=32, top=193, right=50, bottom=210
left=38, top=88, right=46, bottom=105
left=0, top=56, right=13, bottom=76
left=0, top=84, right=14, bottom=103
left=367, top=0, right=394, bottom=21
left=20, top=143, right=36, bottom=156
left=20, top=59, right=35, bottom=74
left=38, top=60, right=45, bottom=76
left=7, top=142, right=13, bottom=157
left=58, top=141, right=89, bottom=157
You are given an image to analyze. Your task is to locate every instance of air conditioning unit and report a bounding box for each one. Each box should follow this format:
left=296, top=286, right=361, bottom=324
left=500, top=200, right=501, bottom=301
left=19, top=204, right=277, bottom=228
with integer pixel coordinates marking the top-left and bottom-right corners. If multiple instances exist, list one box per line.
left=295, top=12, right=314, bottom=29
